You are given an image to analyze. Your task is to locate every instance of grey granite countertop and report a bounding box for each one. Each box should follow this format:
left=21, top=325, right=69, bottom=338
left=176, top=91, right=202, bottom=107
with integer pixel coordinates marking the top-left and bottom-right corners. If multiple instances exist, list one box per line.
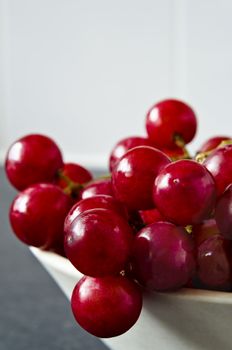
left=0, top=167, right=109, bottom=350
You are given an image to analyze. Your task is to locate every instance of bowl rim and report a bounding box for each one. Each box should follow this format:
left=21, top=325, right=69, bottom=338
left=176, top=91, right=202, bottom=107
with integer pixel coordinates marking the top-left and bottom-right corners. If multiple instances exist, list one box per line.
left=30, top=247, right=232, bottom=304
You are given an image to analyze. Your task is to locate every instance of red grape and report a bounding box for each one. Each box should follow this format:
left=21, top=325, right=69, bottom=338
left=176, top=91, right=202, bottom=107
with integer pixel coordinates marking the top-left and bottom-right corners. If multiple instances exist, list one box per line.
left=109, top=136, right=154, bottom=172
left=5, top=134, right=63, bottom=190
left=64, top=195, right=127, bottom=233
left=131, top=222, right=195, bottom=291
left=71, top=275, right=142, bottom=338
left=204, top=144, right=232, bottom=196
left=139, top=208, right=166, bottom=225
left=153, top=159, right=216, bottom=225
left=64, top=208, right=133, bottom=277
left=146, top=99, right=197, bottom=148
left=80, top=178, right=113, bottom=199
left=192, top=218, right=221, bottom=246
left=198, top=136, right=231, bottom=153
left=10, top=184, right=72, bottom=250
left=112, top=146, right=170, bottom=211
left=215, top=184, right=232, bottom=240
left=160, top=146, right=189, bottom=161
left=56, top=163, right=92, bottom=190
left=197, top=235, right=232, bottom=291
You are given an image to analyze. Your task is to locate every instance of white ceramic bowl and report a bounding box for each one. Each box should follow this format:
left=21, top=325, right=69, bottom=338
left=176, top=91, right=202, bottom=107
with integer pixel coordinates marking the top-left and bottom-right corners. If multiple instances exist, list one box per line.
left=30, top=247, right=232, bottom=350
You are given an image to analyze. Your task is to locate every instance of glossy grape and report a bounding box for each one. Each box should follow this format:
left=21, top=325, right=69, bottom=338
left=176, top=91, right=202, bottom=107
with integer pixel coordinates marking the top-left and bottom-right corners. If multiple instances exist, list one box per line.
left=215, top=184, right=232, bottom=239
left=204, top=144, right=232, bottom=196
left=71, top=275, right=142, bottom=338
left=198, top=136, right=231, bottom=153
left=64, top=208, right=133, bottom=276
left=192, top=218, right=221, bottom=246
left=56, top=163, right=92, bottom=191
left=7, top=97, right=232, bottom=308
left=160, top=146, right=189, bottom=161
left=112, top=146, right=170, bottom=211
left=109, top=136, right=154, bottom=172
left=153, top=159, right=216, bottom=225
left=197, top=235, right=232, bottom=291
left=10, top=184, right=72, bottom=250
left=146, top=99, right=197, bottom=148
left=80, top=178, right=113, bottom=199
left=139, top=208, right=166, bottom=225
left=64, top=195, right=127, bottom=233
left=131, top=222, right=195, bottom=291
left=5, top=134, right=63, bottom=190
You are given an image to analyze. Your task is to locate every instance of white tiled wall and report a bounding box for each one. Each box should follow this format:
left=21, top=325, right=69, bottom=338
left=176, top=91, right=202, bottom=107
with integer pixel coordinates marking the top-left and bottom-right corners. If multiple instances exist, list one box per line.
left=1, top=0, right=232, bottom=167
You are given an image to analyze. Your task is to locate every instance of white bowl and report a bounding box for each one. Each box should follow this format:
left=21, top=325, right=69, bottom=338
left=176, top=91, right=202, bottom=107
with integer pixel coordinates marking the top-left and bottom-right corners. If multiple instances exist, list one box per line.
left=30, top=247, right=232, bottom=350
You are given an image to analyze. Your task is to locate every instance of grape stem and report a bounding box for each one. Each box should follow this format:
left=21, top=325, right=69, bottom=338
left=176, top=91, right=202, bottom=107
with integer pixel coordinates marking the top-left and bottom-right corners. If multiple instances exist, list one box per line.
left=57, top=170, right=84, bottom=197
left=185, top=225, right=193, bottom=234
left=195, top=151, right=210, bottom=163
left=196, top=139, right=232, bottom=163
left=57, top=171, right=111, bottom=198
left=174, top=134, right=191, bottom=159
left=97, top=174, right=111, bottom=180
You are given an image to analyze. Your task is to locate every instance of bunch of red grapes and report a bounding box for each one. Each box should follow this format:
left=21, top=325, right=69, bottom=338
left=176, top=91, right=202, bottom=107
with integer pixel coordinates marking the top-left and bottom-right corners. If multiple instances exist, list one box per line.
left=5, top=99, right=232, bottom=338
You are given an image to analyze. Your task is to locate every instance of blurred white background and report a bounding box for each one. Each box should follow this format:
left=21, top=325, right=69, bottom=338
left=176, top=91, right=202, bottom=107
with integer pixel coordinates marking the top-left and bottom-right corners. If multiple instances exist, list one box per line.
left=1, top=0, right=232, bottom=168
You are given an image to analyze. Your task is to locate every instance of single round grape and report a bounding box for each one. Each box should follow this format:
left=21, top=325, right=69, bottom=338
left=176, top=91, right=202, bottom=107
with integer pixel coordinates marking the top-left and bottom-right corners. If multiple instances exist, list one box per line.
left=192, top=218, right=221, bottom=247
left=109, top=136, right=154, bottom=172
left=197, top=235, right=232, bottom=291
left=64, top=208, right=133, bottom=277
left=204, top=144, right=232, bottom=196
left=10, top=184, right=72, bottom=250
left=71, top=275, right=142, bottom=338
left=80, top=178, right=113, bottom=199
left=112, top=146, right=170, bottom=211
left=198, top=136, right=231, bottom=153
left=5, top=134, right=63, bottom=190
left=146, top=99, right=197, bottom=148
left=215, top=184, right=232, bottom=239
left=153, top=159, right=216, bottom=225
left=64, top=194, right=127, bottom=233
left=131, top=222, right=195, bottom=291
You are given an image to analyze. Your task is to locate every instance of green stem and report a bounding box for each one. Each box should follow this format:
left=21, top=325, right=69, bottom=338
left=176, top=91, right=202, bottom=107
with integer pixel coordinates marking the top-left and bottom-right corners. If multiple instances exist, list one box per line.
left=58, top=170, right=84, bottom=198
left=218, top=139, right=232, bottom=148
left=58, top=170, right=111, bottom=199
left=174, top=134, right=191, bottom=159
left=196, top=139, right=232, bottom=163
left=195, top=151, right=210, bottom=163
left=185, top=225, right=193, bottom=234
left=98, top=174, right=111, bottom=180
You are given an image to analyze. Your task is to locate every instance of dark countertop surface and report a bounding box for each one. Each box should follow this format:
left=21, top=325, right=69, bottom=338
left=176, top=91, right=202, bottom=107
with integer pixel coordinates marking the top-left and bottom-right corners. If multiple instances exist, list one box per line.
left=0, top=167, right=109, bottom=350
